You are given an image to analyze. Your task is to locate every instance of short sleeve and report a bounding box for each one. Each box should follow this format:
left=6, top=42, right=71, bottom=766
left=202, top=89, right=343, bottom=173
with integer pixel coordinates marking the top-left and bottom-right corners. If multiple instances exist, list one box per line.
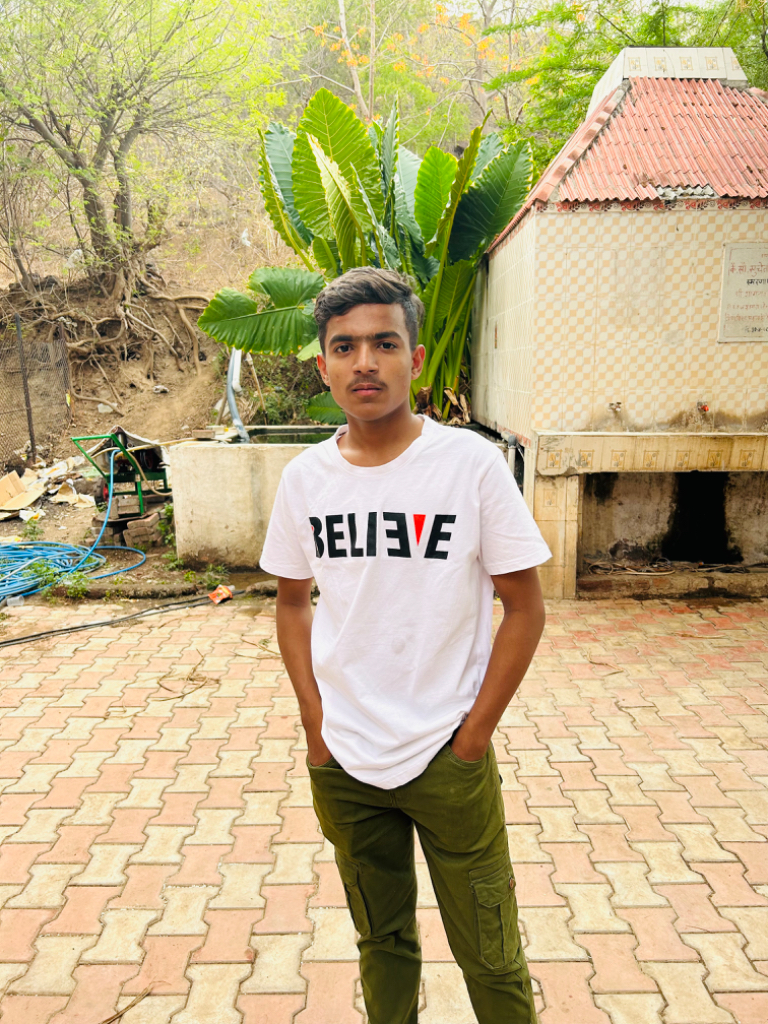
left=259, top=473, right=313, bottom=579
left=479, top=451, right=551, bottom=575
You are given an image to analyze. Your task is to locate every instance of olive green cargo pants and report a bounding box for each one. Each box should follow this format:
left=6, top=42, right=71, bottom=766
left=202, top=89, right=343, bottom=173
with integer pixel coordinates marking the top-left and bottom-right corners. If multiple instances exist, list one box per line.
left=308, top=742, right=538, bottom=1024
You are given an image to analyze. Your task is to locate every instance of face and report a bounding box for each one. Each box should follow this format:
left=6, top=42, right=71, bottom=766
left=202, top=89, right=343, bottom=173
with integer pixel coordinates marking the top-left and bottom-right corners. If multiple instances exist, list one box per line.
left=317, top=303, right=425, bottom=423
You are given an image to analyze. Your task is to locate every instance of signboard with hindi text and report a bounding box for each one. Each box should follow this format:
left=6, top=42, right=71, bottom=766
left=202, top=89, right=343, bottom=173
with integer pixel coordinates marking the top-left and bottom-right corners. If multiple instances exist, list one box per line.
left=719, top=242, right=768, bottom=342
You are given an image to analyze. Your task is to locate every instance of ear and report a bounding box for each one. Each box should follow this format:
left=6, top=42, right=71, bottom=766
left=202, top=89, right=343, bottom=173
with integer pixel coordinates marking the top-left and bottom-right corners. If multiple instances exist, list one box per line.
left=410, top=344, right=426, bottom=379
left=317, top=351, right=330, bottom=386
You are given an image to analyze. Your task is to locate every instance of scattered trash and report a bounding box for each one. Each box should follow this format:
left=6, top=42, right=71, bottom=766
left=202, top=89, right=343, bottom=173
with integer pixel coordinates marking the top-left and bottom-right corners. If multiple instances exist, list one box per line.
left=208, top=584, right=234, bottom=604
left=19, top=508, right=46, bottom=522
left=97, top=403, right=113, bottom=414
left=153, top=384, right=169, bottom=394
left=6, top=596, right=24, bottom=607
left=50, top=481, right=97, bottom=509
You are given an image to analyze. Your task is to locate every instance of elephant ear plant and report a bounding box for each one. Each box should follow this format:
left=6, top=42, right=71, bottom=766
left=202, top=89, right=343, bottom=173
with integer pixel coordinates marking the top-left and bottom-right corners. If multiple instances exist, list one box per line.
left=198, top=89, right=532, bottom=423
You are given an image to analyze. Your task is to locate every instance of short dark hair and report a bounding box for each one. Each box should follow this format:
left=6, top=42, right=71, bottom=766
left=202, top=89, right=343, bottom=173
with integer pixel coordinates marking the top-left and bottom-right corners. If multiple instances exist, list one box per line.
left=314, top=268, right=425, bottom=351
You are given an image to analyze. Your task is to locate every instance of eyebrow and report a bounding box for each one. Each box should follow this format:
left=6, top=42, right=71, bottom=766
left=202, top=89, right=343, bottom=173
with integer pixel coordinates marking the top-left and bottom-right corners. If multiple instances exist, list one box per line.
left=328, top=330, right=403, bottom=344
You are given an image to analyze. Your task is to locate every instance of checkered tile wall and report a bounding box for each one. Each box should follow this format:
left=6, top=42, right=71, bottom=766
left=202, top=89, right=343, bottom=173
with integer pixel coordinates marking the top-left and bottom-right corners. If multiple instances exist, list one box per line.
left=473, top=206, right=768, bottom=435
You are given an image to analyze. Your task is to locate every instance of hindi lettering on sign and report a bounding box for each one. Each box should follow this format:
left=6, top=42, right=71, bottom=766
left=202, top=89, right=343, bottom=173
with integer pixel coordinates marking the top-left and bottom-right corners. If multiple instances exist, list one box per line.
left=719, top=242, right=768, bottom=342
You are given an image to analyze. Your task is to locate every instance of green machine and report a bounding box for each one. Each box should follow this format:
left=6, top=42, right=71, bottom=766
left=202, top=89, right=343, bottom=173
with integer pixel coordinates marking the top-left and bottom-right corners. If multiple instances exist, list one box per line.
left=71, top=431, right=171, bottom=515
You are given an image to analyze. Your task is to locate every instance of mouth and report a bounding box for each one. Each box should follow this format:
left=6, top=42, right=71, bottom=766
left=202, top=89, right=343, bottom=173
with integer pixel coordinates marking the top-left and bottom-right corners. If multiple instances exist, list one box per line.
left=351, top=382, right=384, bottom=396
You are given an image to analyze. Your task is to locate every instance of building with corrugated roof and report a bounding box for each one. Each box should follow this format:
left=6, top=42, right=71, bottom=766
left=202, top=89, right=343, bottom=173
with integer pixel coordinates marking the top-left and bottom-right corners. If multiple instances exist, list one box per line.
left=473, top=47, right=768, bottom=600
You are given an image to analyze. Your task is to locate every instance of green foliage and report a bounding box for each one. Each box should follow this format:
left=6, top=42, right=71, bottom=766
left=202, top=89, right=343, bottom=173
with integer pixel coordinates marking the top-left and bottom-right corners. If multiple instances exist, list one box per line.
left=158, top=504, right=175, bottom=548
left=163, top=552, right=186, bottom=571
left=488, top=0, right=768, bottom=175
left=20, top=521, right=44, bottom=542
left=198, top=270, right=322, bottom=354
left=198, top=89, right=531, bottom=420
left=307, top=391, right=347, bottom=425
left=62, top=572, right=90, bottom=600
left=201, top=564, right=229, bottom=590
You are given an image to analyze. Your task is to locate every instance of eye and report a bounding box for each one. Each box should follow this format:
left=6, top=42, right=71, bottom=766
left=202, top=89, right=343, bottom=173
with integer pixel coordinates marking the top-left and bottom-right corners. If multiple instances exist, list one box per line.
left=334, top=343, right=352, bottom=354
left=379, top=341, right=396, bottom=350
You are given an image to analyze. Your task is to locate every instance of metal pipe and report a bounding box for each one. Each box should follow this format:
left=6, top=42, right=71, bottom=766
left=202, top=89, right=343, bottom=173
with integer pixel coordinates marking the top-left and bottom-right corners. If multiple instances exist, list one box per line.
left=14, top=314, right=36, bottom=459
left=226, top=348, right=250, bottom=444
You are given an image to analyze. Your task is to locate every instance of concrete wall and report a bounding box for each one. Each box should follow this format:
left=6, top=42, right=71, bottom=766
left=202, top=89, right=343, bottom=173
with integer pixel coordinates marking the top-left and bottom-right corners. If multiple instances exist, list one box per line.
left=581, top=473, right=676, bottom=564
left=581, top=470, right=768, bottom=567
left=170, top=442, right=307, bottom=568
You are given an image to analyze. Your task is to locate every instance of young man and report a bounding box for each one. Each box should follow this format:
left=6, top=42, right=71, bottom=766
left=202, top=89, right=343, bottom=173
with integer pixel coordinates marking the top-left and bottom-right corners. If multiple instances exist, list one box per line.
left=260, top=267, right=550, bottom=1024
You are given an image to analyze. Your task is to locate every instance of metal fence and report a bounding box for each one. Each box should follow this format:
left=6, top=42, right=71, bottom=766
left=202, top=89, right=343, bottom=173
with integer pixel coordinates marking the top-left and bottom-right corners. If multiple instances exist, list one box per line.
left=0, top=317, right=71, bottom=469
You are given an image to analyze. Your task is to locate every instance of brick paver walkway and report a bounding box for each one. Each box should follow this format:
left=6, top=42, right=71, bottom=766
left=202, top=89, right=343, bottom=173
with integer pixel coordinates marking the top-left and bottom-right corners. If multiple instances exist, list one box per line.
left=0, top=597, right=766, bottom=1024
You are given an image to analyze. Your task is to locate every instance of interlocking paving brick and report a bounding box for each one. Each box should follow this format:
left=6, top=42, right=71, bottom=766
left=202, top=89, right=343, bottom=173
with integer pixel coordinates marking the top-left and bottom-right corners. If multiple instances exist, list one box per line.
left=655, top=883, right=737, bottom=933
left=8, top=934, right=96, bottom=994
left=2, top=597, right=767, bottom=1023
left=47, top=964, right=139, bottom=1024
left=579, top=933, right=658, bottom=992
left=124, top=935, right=203, bottom=993
left=642, top=962, right=735, bottom=1022
left=243, top=934, right=312, bottom=993
left=530, top=963, right=611, bottom=1024
left=420, top=962, right=476, bottom=1024
left=170, top=963, right=252, bottom=1024
left=295, top=962, right=363, bottom=1024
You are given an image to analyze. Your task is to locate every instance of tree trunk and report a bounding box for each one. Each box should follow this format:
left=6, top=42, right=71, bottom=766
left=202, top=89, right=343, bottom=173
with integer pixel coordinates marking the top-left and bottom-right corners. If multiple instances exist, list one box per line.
left=337, top=0, right=370, bottom=119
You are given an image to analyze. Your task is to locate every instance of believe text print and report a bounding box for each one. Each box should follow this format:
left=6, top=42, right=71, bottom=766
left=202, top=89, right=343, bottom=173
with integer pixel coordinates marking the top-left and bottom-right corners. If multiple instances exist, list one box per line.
left=309, top=512, right=456, bottom=560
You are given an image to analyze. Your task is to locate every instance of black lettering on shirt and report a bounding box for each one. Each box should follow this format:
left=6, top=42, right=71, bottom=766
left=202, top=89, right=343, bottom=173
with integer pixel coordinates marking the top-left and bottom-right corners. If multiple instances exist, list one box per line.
left=309, top=516, right=324, bottom=558
left=348, top=513, right=364, bottom=557
left=366, top=512, right=377, bottom=557
left=424, top=514, right=456, bottom=560
left=326, top=514, right=347, bottom=558
left=383, top=512, right=411, bottom=558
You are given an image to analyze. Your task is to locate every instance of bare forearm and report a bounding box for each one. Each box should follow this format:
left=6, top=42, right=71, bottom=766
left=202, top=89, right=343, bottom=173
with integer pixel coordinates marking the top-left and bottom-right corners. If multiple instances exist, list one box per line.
left=453, top=567, right=545, bottom=760
left=462, top=606, right=544, bottom=743
left=275, top=600, right=321, bottom=728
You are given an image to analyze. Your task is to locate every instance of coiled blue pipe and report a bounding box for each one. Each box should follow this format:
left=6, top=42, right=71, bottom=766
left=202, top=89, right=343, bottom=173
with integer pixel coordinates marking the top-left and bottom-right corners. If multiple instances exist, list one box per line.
left=0, top=449, right=146, bottom=600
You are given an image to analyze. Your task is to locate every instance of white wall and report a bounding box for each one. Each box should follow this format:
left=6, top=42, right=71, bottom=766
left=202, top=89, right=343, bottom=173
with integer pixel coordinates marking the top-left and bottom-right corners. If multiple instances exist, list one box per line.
left=170, top=443, right=306, bottom=568
left=471, top=212, right=537, bottom=441
left=531, top=204, right=768, bottom=433
left=476, top=203, right=768, bottom=437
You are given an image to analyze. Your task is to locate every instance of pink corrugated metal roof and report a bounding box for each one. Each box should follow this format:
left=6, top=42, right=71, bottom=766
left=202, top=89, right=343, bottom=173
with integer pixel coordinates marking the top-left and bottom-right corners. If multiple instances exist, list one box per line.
left=490, top=76, right=768, bottom=253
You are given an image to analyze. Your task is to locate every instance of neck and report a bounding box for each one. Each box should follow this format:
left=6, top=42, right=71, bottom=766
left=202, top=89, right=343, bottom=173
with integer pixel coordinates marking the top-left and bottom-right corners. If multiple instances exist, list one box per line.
left=339, top=400, right=423, bottom=467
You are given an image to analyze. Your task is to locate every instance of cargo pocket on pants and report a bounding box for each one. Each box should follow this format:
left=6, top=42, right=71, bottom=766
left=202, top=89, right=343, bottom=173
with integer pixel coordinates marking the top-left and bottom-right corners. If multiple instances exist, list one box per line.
left=337, top=858, right=372, bottom=939
left=469, top=861, right=519, bottom=970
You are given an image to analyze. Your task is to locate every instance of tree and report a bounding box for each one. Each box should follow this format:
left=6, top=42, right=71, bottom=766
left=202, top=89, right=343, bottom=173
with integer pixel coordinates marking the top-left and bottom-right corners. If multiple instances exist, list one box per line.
left=488, top=0, right=768, bottom=175
left=198, top=89, right=531, bottom=421
left=0, top=0, right=280, bottom=295
left=269, top=0, right=537, bottom=151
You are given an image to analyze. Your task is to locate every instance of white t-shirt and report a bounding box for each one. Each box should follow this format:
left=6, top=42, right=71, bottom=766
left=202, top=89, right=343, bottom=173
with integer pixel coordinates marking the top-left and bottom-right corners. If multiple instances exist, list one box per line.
left=260, top=417, right=551, bottom=789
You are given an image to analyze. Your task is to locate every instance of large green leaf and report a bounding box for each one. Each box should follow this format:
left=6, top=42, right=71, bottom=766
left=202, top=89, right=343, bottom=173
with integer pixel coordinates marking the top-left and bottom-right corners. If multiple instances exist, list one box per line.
left=296, top=338, right=321, bottom=362
left=298, top=88, right=383, bottom=220
left=309, top=136, right=370, bottom=272
left=422, top=259, right=476, bottom=335
left=259, top=142, right=312, bottom=258
left=381, top=99, right=399, bottom=197
left=414, top=146, right=457, bottom=244
left=307, top=391, right=346, bottom=425
left=292, top=132, right=331, bottom=237
left=312, top=237, right=341, bottom=279
left=393, top=169, right=422, bottom=247
left=429, top=125, right=484, bottom=258
left=397, top=146, right=421, bottom=215
left=263, top=123, right=311, bottom=244
left=247, top=267, right=324, bottom=307
left=449, top=142, right=532, bottom=262
left=471, top=134, right=503, bottom=182
left=198, top=288, right=316, bottom=355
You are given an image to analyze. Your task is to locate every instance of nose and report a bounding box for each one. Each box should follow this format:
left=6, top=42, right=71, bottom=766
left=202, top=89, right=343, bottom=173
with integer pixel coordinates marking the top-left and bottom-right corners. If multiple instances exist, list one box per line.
left=352, top=341, right=378, bottom=374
